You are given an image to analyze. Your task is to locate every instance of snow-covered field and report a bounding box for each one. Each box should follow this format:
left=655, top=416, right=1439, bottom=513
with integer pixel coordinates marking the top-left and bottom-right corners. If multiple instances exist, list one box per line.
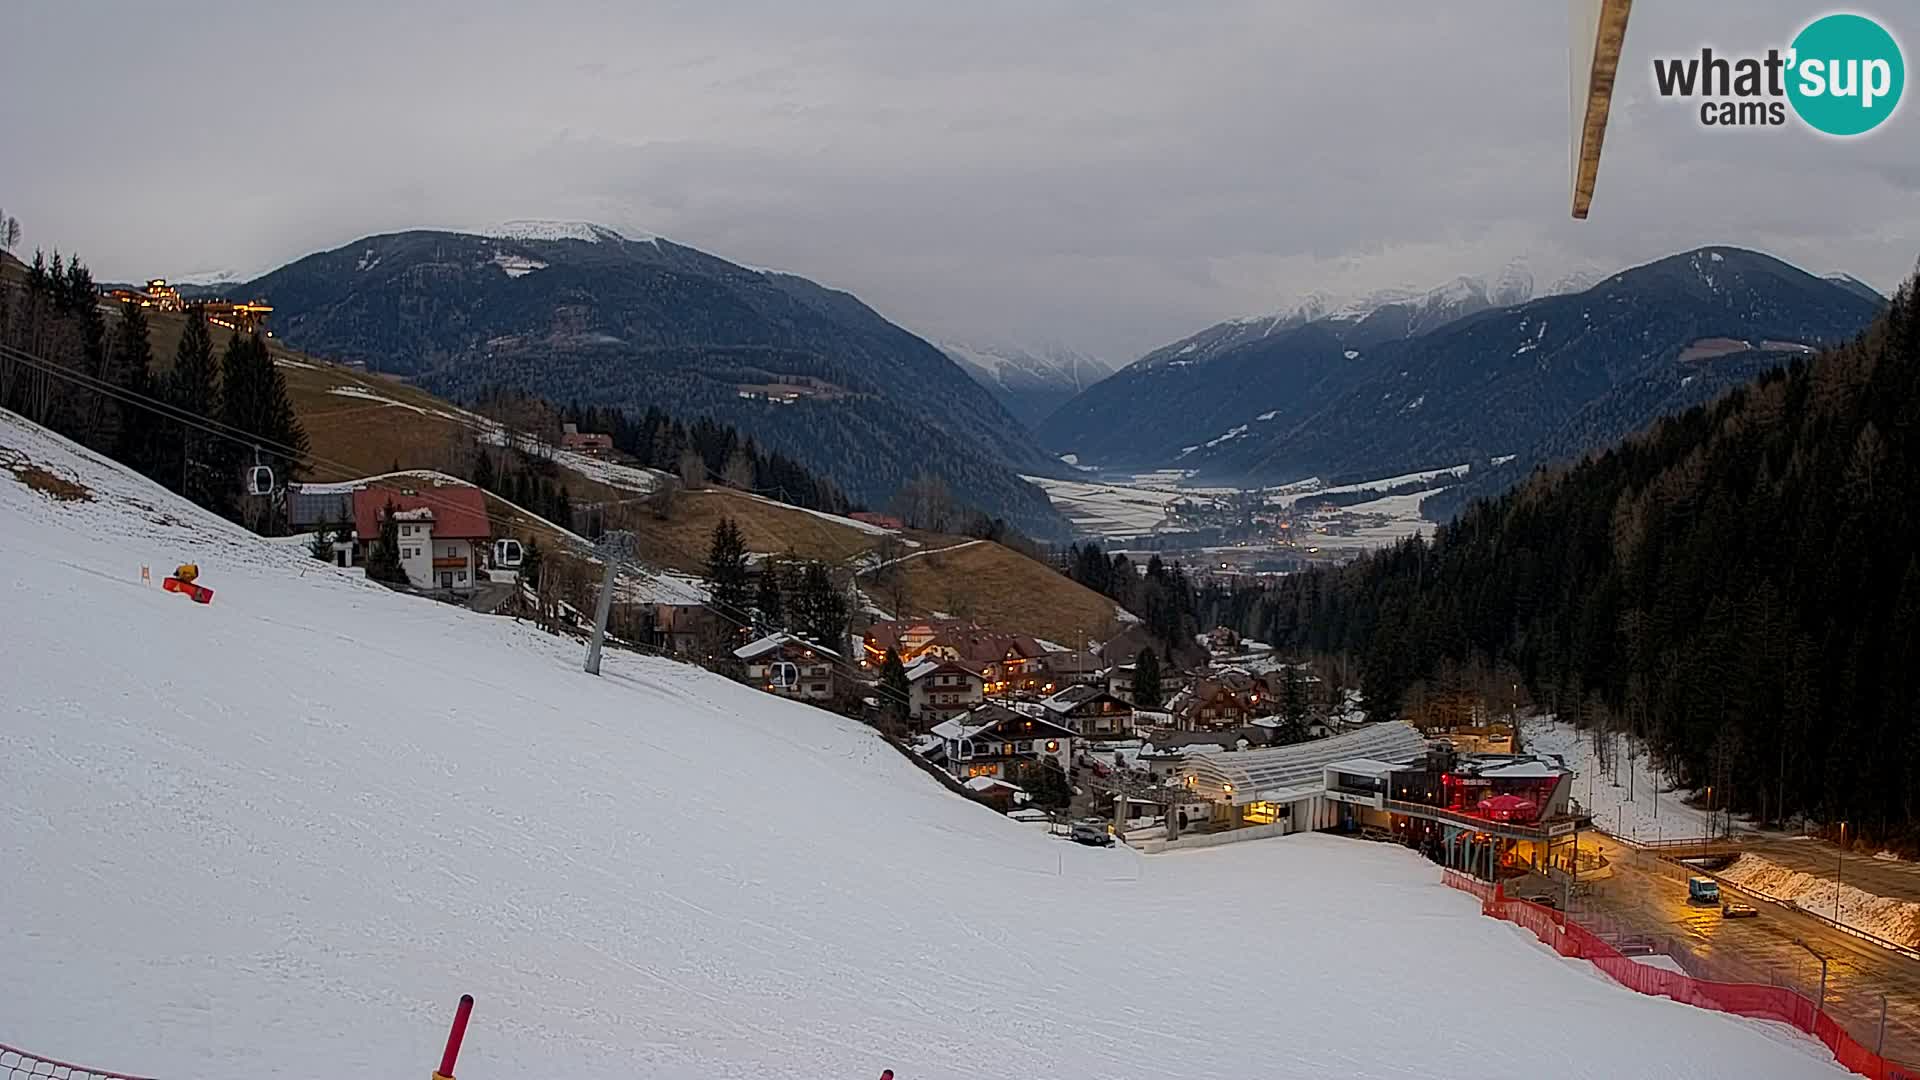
left=1521, top=715, right=1724, bottom=842
left=0, top=411, right=1849, bottom=1079
left=1719, top=854, right=1920, bottom=949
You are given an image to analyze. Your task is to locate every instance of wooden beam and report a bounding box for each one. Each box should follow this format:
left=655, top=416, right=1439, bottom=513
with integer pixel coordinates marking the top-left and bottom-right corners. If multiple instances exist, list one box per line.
left=1570, top=0, right=1634, bottom=219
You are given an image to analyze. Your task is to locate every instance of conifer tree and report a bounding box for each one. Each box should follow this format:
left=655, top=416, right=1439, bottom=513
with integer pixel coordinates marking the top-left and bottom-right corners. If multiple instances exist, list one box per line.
left=755, top=556, right=786, bottom=630
left=365, top=500, right=410, bottom=584
left=1133, top=648, right=1163, bottom=709
left=110, top=301, right=165, bottom=479
left=166, top=306, right=232, bottom=511
left=879, top=647, right=911, bottom=731
left=705, top=516, right=751, bottom=627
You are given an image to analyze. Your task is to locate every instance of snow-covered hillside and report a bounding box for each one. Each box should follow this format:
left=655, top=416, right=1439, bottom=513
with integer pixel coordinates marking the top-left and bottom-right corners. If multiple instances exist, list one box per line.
left=0, top=411, right=1849, bottom=1079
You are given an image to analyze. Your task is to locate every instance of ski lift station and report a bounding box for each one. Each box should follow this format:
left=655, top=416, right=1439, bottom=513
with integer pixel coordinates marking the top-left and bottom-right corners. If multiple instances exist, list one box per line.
left=1137, top=721, right=1578, bottom=875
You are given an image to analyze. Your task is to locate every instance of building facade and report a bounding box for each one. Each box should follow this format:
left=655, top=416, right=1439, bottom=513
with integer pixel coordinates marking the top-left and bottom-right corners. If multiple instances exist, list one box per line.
left=906, top=660, right=985, bottom=727
left=734, top=633, right=841, bottom=701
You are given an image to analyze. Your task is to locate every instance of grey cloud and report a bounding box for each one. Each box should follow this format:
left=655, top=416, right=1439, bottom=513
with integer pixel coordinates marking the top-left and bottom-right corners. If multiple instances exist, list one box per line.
left=3, top=1, right=1914, bottom=363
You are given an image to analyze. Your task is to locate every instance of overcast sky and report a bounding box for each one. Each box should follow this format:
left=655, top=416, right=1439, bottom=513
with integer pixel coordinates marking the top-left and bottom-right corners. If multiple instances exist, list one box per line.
left=4, top=2, right=1915, bottom=363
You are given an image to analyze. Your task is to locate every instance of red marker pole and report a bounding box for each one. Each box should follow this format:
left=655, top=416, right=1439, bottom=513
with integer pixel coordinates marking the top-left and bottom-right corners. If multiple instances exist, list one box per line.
left=434, top=995, right=474, bottom=1080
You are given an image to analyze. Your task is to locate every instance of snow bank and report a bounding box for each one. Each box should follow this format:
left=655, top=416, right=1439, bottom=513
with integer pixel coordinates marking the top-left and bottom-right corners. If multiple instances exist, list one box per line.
left=0, top=410, right=1848, bottom=1079
left=1719, top=854, right=1920, bottom=948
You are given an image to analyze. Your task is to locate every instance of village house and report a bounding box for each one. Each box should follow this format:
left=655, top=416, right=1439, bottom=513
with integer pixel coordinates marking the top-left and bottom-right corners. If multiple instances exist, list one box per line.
left=649, top=602, right=725, bottom=657
left=559, top=422, right=613, bottom=455
left=351, top=485, right=490, bottom=592
left=287, top=485, right=356, bottom=567
left=848, top=511, right=904, bottom=530
left=930, top=703, right=1075, bottom=784
left=906, top=659, right=985, bottom=728
left=1035, top=684, right=1136, bottom=737
left=1107, top=662, right=1137, bottom=704
left=1042, top=648, right=1106, bottom=687
left=733, top=632, right=841, bottom=701
left=1168, top=670, right=1262, bottom=731
left=863, top=620, right=1051, bottom=695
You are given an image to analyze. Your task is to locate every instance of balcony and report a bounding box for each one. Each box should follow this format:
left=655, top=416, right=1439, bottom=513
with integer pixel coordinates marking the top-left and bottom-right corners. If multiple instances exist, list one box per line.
left=1382, top=799, right=1575, bottom=842
left=432, top=556, right=468, bottom=570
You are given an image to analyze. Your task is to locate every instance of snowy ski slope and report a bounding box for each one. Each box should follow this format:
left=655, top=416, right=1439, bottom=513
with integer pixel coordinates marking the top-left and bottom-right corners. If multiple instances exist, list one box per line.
left=0, top=410, right=1848, bottom=1079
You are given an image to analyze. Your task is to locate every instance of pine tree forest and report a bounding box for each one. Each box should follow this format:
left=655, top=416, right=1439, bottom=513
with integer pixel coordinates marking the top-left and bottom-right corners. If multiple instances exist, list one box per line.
left=1225, top=274, right=1920, bottom=842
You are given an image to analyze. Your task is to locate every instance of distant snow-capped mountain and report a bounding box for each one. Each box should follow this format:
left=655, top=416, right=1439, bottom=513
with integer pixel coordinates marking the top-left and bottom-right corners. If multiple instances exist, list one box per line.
left=1042, top=246, right=1883, bottom=487
left=940, top=340, right=1114, bottom=431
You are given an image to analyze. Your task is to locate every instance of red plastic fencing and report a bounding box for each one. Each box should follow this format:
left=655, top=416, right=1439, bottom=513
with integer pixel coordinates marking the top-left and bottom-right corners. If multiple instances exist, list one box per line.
left=1441, top=873, right=1918, bottom=1080
left=0, top=1044, right=156, bottom=1080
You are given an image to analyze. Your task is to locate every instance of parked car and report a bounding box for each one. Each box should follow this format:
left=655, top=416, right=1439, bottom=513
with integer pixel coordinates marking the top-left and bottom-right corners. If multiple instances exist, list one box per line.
left=1521, top=892, right=1560, bottom=910
left=1687, top=876, right=1721, bottom=905
left=1359, top=826, right=1394, bottom=843
left=1070, top=819, right=1115, bottom=847
left=1722, top=900, right=1759, bottom=919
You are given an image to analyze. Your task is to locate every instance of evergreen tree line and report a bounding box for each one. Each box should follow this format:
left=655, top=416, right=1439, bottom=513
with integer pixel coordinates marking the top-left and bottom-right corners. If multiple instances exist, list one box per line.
left=1, top=251, right=308, bottom=528
left=1064, top=542, right=1200, bottom=655
left=564, top=401, right=851, bottom=514
left=1234, top=273, right=1920, bottom=841
left=706, top=515, right=852, bottom=650
left=470, top=443, right=575, bottom=533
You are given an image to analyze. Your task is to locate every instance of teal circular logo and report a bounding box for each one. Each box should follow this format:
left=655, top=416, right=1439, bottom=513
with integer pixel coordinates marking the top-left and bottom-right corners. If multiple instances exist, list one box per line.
left=1787, top=14, right=1904, bottom=136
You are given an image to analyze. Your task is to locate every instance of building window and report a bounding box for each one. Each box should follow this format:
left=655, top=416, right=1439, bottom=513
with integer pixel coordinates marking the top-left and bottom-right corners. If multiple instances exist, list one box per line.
left=966, top=763, right=998, bottom=779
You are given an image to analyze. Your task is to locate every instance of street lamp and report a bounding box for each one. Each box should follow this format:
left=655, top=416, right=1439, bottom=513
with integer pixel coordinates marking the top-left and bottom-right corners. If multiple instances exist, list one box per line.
left=1837, top=822, right=1846, bottom=924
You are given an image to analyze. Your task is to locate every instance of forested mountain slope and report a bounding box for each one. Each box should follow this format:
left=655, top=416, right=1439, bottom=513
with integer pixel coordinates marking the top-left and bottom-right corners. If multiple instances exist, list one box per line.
left=243, top=227, right=1069, bottom=537
left=1246, top=272, right=1920, bottom=838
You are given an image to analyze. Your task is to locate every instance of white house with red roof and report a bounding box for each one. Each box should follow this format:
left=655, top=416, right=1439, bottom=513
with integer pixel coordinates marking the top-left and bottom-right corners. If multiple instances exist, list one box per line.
left=351, top=484, right=492, bottom=592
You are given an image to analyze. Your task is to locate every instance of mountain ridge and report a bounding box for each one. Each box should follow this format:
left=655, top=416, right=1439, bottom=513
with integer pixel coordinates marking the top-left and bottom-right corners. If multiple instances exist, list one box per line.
left=238, top=226, right=1073, bottom=538
left=1041, top=247, right=1883, bottom=494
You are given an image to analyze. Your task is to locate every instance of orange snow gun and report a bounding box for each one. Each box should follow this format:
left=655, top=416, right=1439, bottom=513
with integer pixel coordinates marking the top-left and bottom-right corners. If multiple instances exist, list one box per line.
left=163, top=564, right=214, bottom=604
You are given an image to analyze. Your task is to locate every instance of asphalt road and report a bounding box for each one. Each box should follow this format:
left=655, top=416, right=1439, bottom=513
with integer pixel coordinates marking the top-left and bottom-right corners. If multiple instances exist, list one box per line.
left=1577, top=833, right=1920, bottom=1066
left=1742, top=835, right=1920, bottom=907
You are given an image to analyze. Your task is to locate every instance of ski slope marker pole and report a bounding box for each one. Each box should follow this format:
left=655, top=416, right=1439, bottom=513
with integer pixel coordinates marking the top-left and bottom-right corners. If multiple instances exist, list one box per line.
left=435, top=994, right=474, bottom=1080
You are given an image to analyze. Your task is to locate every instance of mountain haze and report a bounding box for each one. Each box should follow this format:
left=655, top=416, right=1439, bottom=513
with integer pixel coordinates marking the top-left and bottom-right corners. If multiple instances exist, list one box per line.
left=939, top=340, right=1112, bottom=431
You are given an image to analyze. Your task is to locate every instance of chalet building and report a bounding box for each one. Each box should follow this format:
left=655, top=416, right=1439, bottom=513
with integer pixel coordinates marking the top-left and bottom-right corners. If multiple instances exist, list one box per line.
left=1107, top=662, right=1137, bottom=704
left=1169, top=672, right=1261, bottom=731
left=287, top=485, right=356, bottom=567
left=649, top=602, right=724, bottom=657
left=906, top=659, right=985, bottom=728
left=863, top=620, right=1051, bottom=695
left=931, top=704, right=1075, bottom=784
left=733, top=632, right=840, bottom=701
left=351, top=485, right=490, bottom=592
left=560, top=422, right=613, bottom=454
left=1043, top=648, right=1106, bottom=687
left=1036, top=685, right=1136, bottom=738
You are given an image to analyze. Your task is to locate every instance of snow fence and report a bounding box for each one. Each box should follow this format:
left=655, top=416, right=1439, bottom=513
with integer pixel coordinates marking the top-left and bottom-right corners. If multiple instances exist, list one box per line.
left=1442, top=869, right=1918, bottom=1080
left=1, top=1043, right=156, bottom=1080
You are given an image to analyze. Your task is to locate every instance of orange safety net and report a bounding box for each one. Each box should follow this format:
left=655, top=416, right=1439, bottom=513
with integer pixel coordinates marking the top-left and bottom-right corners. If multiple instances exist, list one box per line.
left=1442, top=873, right=1918, bottom=1080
